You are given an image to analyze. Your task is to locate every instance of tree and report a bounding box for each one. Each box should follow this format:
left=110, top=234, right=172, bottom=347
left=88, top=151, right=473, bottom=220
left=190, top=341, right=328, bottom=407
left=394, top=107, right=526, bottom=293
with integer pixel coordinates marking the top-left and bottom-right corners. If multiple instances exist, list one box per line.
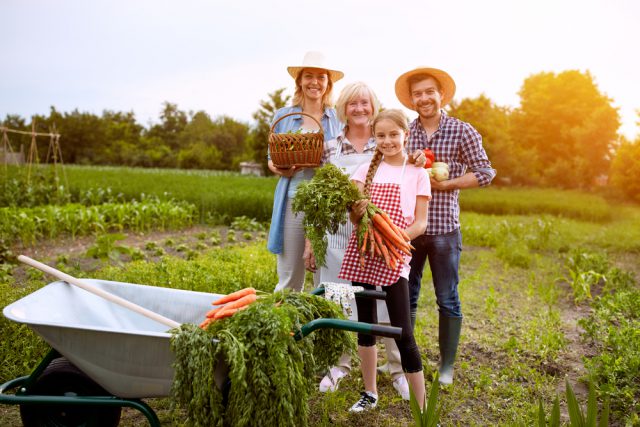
left=146, top=102, right=188, bottom=151
left=512, top=70, right=620, bottom=188
left=249, top=88, right=290, bottom=173
left=99, top=110, right=144, bottom=165
left=610, top=110, right=640, bottom=202
left=448, top=95, right=535, bottom=185
left=211, top=115, right=250, bottom=170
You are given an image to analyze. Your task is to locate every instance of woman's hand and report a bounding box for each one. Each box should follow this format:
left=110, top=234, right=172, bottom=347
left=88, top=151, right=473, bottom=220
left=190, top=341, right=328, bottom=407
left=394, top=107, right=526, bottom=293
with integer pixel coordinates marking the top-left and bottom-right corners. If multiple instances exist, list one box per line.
left=303, top=238, right=316, bottom=272
left=268, top=160, right=300, bottom=177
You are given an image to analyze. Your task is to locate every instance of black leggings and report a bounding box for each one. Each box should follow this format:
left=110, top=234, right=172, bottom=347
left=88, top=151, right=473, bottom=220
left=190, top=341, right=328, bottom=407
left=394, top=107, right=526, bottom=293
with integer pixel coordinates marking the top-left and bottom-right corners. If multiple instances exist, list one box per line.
left=354, top=278, right=423, bottom=373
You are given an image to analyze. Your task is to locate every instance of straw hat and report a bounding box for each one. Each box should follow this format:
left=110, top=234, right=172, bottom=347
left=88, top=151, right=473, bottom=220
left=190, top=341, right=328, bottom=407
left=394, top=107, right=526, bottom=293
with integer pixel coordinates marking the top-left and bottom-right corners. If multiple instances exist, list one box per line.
left=287, top=51, right=344, bottom=82
left=395, top=67, right=456, bottom=109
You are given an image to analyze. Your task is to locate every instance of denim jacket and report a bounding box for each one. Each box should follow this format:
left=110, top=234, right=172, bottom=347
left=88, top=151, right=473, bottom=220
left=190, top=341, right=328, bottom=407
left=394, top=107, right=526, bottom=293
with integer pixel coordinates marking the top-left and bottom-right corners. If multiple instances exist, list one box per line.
left=267, top=106, right=341, bottom=254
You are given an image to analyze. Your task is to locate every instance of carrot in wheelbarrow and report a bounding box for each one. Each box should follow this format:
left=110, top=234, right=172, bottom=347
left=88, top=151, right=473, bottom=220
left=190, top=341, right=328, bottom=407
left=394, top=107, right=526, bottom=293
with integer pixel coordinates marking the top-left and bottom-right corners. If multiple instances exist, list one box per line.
left=214, top=304, right=251, bottom=320
left=213, top=293, right=257, bottom=319
left=211, top=287, right=256, bottom=305
left=205, top=306, right=224, bottom=318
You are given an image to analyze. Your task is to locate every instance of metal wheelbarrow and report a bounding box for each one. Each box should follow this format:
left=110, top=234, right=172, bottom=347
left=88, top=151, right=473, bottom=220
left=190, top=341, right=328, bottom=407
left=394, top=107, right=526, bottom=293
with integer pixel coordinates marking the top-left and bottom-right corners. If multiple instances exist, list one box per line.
left=1, top=260, right=401, bottom=427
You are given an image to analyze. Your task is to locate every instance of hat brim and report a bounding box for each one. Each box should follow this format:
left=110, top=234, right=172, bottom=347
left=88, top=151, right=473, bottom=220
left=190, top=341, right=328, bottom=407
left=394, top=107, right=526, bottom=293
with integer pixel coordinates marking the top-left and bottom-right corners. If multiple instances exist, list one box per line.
left=287, top=66, right=344, bottom=83
left=395, top=67, right=456, bottom=110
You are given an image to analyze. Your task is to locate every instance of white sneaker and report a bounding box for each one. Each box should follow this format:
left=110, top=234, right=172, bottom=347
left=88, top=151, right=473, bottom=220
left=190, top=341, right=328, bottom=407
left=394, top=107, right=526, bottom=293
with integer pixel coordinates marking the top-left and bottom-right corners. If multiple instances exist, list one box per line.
left=392, top=375, right=410, bottom=400
left=319, top=367, right=348, bottom=392
left=349, top=391, right=378, bottom=413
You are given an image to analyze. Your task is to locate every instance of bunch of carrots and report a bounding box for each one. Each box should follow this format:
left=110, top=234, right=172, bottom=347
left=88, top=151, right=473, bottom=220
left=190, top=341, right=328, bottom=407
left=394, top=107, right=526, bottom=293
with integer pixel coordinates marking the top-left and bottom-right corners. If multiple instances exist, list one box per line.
left=199, top=287, right=257, bottom=329
left=357, top=203, right=414, bottom=270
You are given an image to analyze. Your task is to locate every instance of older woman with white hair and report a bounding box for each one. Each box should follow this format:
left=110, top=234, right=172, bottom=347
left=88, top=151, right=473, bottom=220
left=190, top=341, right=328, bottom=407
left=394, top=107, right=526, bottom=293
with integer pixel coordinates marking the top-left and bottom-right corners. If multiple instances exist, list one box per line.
left=308, top=82, right=426, bottom=400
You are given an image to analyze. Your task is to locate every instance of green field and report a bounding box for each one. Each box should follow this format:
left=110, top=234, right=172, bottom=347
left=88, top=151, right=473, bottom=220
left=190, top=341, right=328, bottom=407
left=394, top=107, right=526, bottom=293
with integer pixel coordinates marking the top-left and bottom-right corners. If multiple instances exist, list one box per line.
left=1, top=165, right=638, bottom=425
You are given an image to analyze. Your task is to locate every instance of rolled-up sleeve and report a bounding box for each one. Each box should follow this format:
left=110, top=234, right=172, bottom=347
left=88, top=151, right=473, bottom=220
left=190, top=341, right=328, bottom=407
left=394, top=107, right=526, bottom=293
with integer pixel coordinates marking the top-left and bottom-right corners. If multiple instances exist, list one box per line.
left=461, top=125, right=496, bottom=187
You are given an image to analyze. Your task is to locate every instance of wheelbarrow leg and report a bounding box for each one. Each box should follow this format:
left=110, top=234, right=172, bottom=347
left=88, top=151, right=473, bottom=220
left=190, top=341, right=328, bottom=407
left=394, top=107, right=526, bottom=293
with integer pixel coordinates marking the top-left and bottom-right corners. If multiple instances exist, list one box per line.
left=17, top=348, right=61, bottom=393
left=121, top=399, right=162, bottom=427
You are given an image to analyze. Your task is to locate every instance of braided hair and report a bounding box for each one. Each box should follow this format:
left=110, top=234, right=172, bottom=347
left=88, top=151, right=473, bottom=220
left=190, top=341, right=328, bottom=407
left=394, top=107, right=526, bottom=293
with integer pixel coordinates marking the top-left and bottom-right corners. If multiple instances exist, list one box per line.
left=362, top=109, right=410, bottom=198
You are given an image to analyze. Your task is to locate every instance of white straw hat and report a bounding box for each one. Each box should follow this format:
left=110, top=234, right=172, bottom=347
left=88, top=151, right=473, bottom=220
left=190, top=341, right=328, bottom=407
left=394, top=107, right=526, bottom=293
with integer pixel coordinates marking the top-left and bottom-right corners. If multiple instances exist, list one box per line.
left=395, top=67, right=456, bottom=109
left=287, top=51, right=344, bottom=82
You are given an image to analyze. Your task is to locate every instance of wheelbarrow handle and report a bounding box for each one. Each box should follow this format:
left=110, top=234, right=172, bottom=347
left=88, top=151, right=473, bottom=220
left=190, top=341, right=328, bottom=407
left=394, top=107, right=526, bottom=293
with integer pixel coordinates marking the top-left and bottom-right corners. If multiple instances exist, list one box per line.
left=17, top=255, right=181, bottom=329
left=293, top=318, right=402, bottom=341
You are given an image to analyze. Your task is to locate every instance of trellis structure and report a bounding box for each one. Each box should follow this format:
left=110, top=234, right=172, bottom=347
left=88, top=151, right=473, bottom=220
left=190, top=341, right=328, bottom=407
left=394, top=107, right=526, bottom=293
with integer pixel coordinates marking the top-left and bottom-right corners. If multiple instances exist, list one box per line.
left=0, top=122, right=67, bottom=188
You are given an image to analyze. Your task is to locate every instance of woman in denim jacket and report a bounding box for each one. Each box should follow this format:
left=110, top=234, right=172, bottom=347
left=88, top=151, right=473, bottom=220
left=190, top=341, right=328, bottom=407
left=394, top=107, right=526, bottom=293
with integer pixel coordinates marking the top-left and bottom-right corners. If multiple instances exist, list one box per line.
left=267, top=51, right=343, bottom=292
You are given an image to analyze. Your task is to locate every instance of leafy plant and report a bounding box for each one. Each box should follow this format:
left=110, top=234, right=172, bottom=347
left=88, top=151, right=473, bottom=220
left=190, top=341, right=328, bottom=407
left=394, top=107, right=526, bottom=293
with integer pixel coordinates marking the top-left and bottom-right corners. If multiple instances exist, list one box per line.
left=85, top=233, right=130, bottom=261
left=537, top=395, right=560, bottom=426
left=537, top=379, right=609, bottom=427
left=563, top=249, right=609, bottom=303
left=566, top=378, right=609, bottom=427
left=230, top=215, right=265, bottom=232
left=170, top=291, right=355, bottom=427
left=579, top=267, right=639, bottom=422
left=409, top=372, right=441, bottom=427
left=291, top=163, right=362, bottom=266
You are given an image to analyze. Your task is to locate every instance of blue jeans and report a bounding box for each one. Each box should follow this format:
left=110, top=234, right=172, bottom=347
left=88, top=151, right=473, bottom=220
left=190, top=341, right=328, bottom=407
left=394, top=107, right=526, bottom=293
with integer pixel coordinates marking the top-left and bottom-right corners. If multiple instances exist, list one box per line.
left=408, top=228, right=463, bottom=318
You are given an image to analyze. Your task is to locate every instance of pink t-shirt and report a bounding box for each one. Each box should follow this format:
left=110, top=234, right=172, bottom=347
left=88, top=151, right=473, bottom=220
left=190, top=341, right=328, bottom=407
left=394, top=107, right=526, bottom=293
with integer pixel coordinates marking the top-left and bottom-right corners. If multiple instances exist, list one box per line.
left=351, top=161, right=431, bottom=225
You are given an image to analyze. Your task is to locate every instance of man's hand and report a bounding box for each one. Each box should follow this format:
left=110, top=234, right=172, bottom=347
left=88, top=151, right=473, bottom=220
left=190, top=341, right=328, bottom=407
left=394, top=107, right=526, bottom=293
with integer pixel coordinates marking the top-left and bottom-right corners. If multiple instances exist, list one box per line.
left=430, top=177, right=451, bottom=191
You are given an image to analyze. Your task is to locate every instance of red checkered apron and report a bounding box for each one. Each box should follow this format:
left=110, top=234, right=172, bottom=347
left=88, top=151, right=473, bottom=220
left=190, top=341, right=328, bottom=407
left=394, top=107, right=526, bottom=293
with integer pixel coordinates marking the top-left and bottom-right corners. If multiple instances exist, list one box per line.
left=339, top=163, right=409, bottom=286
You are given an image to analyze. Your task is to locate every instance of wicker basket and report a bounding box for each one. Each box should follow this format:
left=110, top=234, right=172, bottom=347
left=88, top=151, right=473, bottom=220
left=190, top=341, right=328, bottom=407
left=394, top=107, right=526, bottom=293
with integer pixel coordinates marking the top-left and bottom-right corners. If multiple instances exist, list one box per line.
left=269, top=112, right=324, bottom=168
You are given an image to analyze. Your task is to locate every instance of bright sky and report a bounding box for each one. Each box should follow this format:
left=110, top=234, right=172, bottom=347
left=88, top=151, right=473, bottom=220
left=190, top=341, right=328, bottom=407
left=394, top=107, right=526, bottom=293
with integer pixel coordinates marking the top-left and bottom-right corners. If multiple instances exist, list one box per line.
left=2, top=0, right=638, bottom=139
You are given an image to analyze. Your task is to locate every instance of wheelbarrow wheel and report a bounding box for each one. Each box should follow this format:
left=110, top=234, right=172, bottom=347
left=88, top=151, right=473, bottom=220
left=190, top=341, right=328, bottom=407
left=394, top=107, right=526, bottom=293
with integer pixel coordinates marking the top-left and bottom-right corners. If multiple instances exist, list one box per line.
left=19, top=357, right=122, bottom=427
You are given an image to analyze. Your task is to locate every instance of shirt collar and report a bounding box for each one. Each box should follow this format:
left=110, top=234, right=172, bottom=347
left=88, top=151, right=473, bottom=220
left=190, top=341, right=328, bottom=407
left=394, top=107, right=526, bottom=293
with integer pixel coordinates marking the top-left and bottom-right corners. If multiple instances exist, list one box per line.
left=291, top=105, right=335, bottom=121
left=412, top=109, right=449, bottom=134
left=336, top=130, right=377, bottom=150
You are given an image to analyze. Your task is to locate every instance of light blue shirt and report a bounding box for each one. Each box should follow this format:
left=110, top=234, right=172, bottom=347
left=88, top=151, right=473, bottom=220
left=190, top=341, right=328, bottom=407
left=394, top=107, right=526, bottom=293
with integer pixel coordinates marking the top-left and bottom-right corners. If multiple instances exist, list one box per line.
left=267, top=105, right=342, bottom=254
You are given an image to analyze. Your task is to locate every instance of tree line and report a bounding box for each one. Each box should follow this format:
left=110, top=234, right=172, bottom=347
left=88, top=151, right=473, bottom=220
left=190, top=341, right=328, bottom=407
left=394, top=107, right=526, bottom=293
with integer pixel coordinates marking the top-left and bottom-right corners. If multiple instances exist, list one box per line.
left=2, top=70, right=639, bottom=201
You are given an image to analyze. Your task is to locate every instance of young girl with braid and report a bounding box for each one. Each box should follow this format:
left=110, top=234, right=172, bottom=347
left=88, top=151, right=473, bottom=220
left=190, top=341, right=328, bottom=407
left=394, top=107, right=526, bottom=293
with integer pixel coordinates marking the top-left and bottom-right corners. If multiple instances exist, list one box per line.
left=339, top=109, right=431, bottom=413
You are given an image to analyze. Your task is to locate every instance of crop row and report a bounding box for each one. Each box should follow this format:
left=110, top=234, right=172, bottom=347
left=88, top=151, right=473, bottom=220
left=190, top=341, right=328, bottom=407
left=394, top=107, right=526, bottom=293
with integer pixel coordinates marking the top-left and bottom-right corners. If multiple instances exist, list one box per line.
left=0, top=198, right=197, bottom=246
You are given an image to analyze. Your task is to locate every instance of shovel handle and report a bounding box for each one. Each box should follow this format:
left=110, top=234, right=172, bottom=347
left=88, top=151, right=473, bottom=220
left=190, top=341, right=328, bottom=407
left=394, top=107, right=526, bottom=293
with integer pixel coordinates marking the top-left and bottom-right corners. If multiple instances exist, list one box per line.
left=18, top=255, right=181, bottom=329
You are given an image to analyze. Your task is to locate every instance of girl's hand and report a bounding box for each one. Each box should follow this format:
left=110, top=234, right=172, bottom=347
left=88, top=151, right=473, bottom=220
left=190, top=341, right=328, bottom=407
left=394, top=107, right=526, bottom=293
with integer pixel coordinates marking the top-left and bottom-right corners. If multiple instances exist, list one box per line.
left=411, top=149, right=427, bottom=168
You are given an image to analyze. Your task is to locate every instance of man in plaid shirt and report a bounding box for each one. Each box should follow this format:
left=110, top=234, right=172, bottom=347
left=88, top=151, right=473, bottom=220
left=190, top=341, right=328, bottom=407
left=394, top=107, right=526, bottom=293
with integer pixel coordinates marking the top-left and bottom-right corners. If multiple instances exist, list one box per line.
left=395, top=67, right=496, bottom=385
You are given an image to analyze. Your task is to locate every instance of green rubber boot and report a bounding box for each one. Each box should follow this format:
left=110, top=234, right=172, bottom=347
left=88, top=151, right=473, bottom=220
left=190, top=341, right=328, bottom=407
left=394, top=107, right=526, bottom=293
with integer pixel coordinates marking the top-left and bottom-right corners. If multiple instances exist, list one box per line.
left=438, top=314, right=462, bottom=385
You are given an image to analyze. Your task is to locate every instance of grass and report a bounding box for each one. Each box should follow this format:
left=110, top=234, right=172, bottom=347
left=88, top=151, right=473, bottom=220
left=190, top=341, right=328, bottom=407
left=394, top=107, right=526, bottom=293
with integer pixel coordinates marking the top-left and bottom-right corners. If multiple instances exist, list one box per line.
left=58, top=164, right=277, bottom=224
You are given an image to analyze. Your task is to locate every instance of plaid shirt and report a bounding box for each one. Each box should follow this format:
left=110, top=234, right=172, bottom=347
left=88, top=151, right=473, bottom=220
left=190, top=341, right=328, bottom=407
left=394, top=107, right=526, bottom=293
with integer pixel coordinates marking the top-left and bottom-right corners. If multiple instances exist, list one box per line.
left=408, top=110, right=496, bottom=235
left=321, top=130, right=377, bottom=164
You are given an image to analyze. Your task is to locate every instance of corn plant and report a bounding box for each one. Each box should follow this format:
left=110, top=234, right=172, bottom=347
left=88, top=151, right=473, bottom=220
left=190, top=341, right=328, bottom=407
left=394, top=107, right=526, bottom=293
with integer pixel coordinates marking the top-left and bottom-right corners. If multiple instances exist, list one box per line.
left=566, top=378, right=609, bottom=427
left=537, top=378, right=609, bottom=427
left=409, top=372, right=441, bottom=427
left=563, top=249, right=609, bottom=303
left=85, top=233, right=130, bottom=262
left=537, top=395, right=560, bottom=427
